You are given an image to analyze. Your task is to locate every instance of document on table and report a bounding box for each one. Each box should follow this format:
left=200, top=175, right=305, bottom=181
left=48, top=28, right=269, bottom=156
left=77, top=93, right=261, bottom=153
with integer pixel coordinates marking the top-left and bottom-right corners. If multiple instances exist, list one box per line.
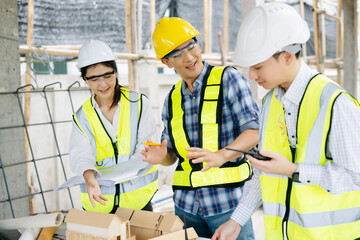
left=55, top=160, right=151, bottom=191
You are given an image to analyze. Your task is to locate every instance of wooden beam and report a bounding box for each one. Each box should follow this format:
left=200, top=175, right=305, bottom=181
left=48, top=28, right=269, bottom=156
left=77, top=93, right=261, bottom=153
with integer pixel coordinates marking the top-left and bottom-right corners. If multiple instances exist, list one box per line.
left=25, top=0, right=35, bottom=216
left=320, top=0, right=326, bottom=59
left=203, top=0, right=212, bottom=53
left=312, top=0, right=324, bottom=72
left=125, top=0, right=136, bottom=90
left=299, top=0, right=307, bottom=58
left=336, top=0, right=343, bottom=85
left=217, top=30, right=226, bottom=65
left=223, top=0, right=229, bottom=54
left=137, top=0, right=143, bottom=51
left=150, top=0, right=156, bottom=43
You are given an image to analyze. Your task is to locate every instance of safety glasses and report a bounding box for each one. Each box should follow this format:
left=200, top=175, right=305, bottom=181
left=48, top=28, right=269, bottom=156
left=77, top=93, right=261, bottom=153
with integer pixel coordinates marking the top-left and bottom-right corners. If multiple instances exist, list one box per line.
left=166, top=40, right=199, bottom=62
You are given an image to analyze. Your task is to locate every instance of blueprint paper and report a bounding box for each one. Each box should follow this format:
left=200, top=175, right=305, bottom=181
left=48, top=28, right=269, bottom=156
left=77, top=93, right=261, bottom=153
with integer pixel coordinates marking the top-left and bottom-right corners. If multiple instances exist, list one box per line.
left=55, top=161, right=151, bottom=191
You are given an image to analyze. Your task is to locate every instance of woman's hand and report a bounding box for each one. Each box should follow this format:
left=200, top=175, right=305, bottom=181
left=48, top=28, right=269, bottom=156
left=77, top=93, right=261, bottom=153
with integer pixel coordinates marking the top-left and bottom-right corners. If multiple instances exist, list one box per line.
left=83, top=170, right=108, bottom=207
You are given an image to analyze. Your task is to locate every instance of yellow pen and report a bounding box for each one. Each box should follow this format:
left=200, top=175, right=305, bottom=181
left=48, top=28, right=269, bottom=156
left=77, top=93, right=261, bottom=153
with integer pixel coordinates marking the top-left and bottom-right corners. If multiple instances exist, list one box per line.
left=143, top=142, right=161, bottom=146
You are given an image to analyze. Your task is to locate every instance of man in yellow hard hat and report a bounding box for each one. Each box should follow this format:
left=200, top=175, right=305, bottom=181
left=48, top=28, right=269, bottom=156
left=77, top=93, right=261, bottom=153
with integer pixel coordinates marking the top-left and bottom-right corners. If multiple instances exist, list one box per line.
left=141, top=17, right=259, bottom=239
left=212, top=2, right=360, bottom=240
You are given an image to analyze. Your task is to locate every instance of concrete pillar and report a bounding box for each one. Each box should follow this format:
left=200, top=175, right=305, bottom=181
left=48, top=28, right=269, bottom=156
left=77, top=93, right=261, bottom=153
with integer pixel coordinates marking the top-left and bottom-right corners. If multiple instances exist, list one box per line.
left=0, top=1, right=29, bottom=218
left=343, top=0, right=358, bottom=97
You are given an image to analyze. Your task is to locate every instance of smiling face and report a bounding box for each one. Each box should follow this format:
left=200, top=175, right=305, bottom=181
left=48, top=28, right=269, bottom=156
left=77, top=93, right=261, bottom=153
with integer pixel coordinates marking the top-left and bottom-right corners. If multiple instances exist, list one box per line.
left=84, top=63, right=117, bottom=101
left=161, top=39, right=204, bottom=85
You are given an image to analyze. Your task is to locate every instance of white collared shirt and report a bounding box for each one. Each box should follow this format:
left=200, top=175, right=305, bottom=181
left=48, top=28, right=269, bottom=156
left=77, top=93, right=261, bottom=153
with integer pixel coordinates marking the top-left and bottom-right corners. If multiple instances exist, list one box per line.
left=69, top=94, right=158, bottom=179
left=232, top=60, right=360, bottom=226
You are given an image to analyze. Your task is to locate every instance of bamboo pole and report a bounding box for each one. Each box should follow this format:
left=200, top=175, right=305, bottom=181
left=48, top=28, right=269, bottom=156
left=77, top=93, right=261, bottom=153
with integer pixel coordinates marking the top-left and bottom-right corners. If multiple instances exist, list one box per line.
left=137, top=0, right=143, bottom=51
left=312, top=7, right=340, bottom=21
left=312, top=0, right=324, bottom=72
left=337, top=0, right=343, bottom=85
left=217, top=30, right=226, bottom=66
left=299, top=0, right=307, bottom=58
left=25, top=0, right=35, bottom=215
left=19, top=45, right=144, bottom=59
left=150, top=0, right=156, bottom=42
left=38, top=45, right=82, bottom=50
left=320, top=0, right=326, bottom=60
left=125, top=0, right=136, bottom=90
left=203, top=0, right=212, bottom=53
left=223, top=0, right=229, bottom=55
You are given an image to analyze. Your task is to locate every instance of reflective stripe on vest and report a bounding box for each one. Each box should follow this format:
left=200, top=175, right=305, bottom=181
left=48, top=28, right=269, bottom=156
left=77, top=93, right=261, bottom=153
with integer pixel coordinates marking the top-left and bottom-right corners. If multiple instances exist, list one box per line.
left=169, top=66, right=252, bottom=190
left=74, top=89, right=158, bottom=212
left=259, top=75, right=360, bottom=239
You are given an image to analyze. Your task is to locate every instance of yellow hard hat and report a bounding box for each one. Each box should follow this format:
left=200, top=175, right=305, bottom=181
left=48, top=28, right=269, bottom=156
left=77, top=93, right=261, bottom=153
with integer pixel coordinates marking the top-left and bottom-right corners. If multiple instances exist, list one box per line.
left=152, top=17, right=200, bottom=59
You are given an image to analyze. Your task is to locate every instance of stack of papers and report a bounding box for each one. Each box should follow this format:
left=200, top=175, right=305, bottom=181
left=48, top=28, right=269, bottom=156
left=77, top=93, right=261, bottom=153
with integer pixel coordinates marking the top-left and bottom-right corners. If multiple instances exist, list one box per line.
left=55, top=161, right=151, bottom=191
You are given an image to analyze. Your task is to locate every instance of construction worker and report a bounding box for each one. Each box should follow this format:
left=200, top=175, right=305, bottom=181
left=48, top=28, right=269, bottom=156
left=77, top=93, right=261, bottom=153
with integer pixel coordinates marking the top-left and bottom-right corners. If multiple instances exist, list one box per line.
left=69, top=40, right=158, bottom=213
left=142, top=17, right=259, bottom=239
left=212, top=2, right=360, bottom=240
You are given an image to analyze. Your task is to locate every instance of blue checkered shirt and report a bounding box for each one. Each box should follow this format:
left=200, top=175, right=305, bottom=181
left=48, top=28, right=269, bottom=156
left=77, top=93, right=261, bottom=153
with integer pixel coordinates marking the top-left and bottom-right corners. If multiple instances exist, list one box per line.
left=161, top=62, right=260, bottom=217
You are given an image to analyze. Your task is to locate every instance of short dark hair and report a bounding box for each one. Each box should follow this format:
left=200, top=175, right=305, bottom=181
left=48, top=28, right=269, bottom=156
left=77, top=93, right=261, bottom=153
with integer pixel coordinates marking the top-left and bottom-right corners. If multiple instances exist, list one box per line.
left=273, top=51, right=301, bottom=60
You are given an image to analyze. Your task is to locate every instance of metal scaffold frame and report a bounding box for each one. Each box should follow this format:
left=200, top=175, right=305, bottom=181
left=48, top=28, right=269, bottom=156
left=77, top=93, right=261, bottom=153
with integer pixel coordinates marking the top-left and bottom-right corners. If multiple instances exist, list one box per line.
left=0, top=82, right=91, bottom=218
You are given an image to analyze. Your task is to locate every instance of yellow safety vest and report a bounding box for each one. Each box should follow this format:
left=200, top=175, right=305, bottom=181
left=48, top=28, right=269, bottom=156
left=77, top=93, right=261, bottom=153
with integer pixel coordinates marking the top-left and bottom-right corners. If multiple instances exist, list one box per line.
left=73, top=88, right=158, bottom=213
left=169, top=66, right=252, bottom=190
left=259, top=74, right=360, bottom=239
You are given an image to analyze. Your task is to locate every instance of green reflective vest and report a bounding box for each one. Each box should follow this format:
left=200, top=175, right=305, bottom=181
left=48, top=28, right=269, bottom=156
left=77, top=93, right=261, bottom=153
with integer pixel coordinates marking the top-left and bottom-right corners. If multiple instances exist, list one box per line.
left=73, top=88, right=158, bottom=213
left=168, top=66, right=252, bottom=190
left=260, top=74, right=360, bottom=239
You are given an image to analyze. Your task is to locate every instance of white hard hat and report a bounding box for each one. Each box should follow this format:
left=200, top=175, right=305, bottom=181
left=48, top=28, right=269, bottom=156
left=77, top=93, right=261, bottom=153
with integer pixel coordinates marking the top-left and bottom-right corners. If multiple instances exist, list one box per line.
left=77, top=40, right=117, bottom=70
left=233, top=2, right=310, bottom=67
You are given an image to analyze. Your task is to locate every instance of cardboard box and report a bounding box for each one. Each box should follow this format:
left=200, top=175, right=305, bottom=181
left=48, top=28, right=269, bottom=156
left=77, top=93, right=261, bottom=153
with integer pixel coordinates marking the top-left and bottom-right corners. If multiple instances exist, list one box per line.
left=65, top=208, right=130, bottom=240
left=148, top=227, right=197, bottom=240
left=65, top=208, right=198, bottom=240
left=115, top=208, right=187, bottom=240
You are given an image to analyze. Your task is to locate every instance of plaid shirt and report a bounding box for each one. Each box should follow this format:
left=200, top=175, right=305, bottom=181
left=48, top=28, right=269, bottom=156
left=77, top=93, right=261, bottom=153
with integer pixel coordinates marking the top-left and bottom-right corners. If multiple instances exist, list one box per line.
left=161, top=62, right=260, bottom=217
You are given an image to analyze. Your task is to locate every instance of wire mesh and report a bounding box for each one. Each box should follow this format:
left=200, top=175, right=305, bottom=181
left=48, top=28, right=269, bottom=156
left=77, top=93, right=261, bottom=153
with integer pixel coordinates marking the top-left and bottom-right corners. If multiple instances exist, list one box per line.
left=0, top=81, right=91, bottom=218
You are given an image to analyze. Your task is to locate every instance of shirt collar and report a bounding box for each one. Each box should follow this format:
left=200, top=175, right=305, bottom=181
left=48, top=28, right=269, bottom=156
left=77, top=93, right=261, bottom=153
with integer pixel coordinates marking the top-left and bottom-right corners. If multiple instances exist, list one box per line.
left=275, top=60, right=317, bottom=106
left=181, top=61, right=208, bottom=95
left=91, top=94, right=120, bottom=109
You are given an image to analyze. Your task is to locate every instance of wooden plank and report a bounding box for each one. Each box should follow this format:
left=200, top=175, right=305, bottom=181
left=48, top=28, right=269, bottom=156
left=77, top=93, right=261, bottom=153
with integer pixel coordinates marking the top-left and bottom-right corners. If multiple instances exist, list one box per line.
left=312, top=0, right=324, bottom=72
left=137, top=0, right=143, bottom=51
left=223, top=0, right=229, bottom=54
left=320, top=0, right=326, bottom=59
left=203, top=0, right=212, bottom=53
left=336, top=0, right=343, bottom=85
left=150, top=0, right=156, bottom=39
left=25, top=0, right=34, bottom=216
left=217, top=30, right=226, bottom=66
left=125, top=0, right=135, bottom=90
left=299, top=0, right=307, bottom=58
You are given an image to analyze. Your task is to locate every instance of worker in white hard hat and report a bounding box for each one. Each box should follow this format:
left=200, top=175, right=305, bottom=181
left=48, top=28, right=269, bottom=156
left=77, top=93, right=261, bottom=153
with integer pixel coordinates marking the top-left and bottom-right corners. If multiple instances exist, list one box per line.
left=141, top=17, right=260, bottom=239
left=69, top=40, right=158, bottom=213
left=212, top=2, right=360, bottom=240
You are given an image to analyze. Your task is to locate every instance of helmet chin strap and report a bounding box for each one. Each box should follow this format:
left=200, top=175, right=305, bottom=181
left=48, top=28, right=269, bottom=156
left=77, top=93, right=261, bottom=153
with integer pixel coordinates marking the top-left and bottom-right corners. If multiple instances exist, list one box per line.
left=278, top=43, right=303, bottom=55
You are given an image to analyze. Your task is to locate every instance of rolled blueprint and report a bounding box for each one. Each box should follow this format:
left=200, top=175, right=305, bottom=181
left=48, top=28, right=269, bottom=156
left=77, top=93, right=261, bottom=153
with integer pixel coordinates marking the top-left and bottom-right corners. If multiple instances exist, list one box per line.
left=18, top=228, right=41, bottom=240
left=0, top=212, right=64, bottom=230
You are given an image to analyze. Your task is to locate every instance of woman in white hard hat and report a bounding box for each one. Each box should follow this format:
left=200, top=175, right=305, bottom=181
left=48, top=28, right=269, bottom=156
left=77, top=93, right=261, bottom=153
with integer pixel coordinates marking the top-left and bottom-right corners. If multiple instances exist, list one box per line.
left=212, top=2, right=360, bottom=240
left=69, top=40, right=158, bottom=213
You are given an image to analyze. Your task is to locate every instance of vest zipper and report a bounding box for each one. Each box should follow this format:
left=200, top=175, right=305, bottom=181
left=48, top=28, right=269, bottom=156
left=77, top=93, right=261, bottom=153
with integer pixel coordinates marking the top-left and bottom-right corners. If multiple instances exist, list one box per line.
left=282, top=147, right=296, bottom=239
left=92, top=107, right=120, bottom=213
left=112, top=141, right=120, bottom=208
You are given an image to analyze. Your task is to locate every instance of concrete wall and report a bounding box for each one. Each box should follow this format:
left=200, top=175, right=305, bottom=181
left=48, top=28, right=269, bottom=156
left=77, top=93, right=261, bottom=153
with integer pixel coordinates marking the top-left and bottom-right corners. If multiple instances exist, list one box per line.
left=0, top=0, right=29, bottom=219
